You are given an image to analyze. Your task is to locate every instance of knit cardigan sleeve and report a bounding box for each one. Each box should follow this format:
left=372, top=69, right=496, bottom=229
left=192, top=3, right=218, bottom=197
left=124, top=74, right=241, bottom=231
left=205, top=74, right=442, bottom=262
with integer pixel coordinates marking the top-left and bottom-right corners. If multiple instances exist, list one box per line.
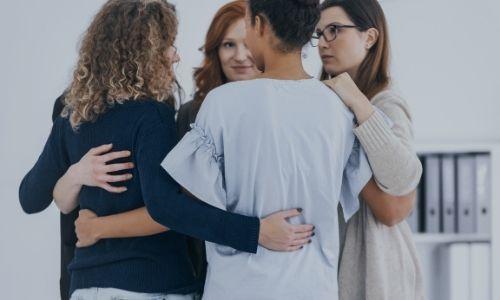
left=353, top=90, right=422, bottom=196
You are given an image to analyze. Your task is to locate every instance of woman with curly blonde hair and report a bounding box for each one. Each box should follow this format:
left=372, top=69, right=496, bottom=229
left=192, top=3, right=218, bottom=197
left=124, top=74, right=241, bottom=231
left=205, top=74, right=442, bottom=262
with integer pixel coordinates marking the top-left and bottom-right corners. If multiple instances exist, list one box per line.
left=19, top=0, right=315, bottom=299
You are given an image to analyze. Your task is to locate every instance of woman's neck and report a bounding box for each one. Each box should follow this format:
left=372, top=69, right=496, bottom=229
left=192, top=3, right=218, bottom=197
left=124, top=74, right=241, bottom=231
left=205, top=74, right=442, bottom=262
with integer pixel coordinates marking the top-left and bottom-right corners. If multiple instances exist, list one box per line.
left=259, top=50, right=310, bottom=80
left=346, top=66, right=359, bottom=81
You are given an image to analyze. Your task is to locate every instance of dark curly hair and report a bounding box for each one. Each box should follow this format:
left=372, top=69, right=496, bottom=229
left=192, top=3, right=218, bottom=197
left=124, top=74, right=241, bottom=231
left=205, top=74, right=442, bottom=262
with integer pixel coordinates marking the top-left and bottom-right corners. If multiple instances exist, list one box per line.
left=64, top=0, right=178, bottom=129
left=248, top=0, right=320, bottom=53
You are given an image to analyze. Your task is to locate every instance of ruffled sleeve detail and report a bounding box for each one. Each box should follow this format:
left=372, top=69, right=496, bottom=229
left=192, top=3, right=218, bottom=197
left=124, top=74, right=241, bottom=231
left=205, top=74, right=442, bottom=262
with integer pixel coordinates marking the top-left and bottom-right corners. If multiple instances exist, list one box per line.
left=162, top=123, right=227, bottom=210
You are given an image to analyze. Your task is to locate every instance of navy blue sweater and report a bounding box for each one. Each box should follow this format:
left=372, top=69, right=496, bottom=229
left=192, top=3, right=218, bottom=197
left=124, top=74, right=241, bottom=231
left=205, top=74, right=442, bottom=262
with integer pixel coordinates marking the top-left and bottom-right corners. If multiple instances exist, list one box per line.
left=19, top=99, right=260, bottom=294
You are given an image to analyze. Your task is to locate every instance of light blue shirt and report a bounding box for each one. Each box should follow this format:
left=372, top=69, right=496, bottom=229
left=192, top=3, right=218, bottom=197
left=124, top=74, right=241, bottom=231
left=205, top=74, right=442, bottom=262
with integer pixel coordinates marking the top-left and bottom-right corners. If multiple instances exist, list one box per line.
left=163, top=78, right=373, bottom=300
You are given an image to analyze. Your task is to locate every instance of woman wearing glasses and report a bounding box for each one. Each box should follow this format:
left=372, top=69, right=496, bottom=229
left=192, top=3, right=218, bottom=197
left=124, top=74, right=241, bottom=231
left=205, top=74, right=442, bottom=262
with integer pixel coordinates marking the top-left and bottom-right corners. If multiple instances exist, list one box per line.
left=161, top=0, right=420, bottom=297
left=312, top=0, right=424, bottom=299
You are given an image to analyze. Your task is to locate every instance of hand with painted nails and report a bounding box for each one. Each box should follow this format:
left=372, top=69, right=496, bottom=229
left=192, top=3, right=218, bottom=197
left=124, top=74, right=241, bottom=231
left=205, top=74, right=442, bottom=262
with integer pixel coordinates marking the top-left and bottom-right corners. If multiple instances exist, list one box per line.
left=259, top=208, right=315, bottom=252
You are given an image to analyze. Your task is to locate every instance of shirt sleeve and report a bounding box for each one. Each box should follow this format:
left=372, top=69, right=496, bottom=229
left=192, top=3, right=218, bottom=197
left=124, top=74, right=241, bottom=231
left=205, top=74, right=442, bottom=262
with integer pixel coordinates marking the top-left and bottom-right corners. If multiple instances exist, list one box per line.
left=340, top=138, right=373, bottom=221
left=137, top=103, right=259, bottom=253
left=353, top=94, right=422, bottom=196
left=162, top=94, right=227, bottom=211
left=19, top=117, right=70, bottom=214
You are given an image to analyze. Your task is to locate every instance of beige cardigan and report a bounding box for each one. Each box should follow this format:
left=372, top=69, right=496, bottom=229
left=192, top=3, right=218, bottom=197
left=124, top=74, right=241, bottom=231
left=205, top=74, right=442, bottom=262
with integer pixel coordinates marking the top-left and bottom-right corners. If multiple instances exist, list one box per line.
left=338, top=89, right=425, bottom=300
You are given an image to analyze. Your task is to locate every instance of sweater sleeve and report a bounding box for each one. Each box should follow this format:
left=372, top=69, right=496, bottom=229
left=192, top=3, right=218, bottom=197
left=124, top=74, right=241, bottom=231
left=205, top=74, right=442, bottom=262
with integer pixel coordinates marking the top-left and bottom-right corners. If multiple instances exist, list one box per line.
left=19, top=117, right=70, bottom=213
left=137, top=105, right=260, bottom=254
left=353, top=91, right=422, bottom=196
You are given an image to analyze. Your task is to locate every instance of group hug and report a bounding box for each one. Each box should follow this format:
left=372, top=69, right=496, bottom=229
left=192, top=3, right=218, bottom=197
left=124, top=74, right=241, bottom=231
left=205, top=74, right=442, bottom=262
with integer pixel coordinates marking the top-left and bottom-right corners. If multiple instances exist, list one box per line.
left=19, top=0, right=424, bottom=299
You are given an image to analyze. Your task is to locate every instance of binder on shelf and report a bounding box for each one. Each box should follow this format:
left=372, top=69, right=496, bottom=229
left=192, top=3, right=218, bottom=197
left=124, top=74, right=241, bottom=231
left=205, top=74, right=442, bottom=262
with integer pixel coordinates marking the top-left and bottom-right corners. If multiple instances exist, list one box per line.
left=475, top=154, right=491, bottom=234
left=440, top=243, right=470, bottom=300
left=457, top=155, right=476, bottom=234
left=424, top=155, right=441, bottom=233
left=470, top=243, right=491, bottom=300
left=441, top=155, right=457, bottom=233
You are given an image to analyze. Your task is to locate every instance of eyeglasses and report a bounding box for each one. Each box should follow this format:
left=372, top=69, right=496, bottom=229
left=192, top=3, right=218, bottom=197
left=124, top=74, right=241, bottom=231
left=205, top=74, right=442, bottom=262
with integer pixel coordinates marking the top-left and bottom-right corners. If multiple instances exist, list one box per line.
left=310, top=23, right=360, bottom=47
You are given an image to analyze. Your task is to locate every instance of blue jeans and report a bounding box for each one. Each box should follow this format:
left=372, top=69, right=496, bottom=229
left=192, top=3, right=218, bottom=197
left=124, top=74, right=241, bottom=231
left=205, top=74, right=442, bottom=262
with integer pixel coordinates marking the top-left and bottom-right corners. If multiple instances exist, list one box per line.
left=70, top=288, right=196, bottom=300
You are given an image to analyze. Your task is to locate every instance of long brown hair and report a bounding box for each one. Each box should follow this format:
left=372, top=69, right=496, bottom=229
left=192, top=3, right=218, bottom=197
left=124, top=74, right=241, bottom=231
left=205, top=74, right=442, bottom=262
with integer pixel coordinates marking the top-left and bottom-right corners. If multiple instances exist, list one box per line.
left=319, top=0, right=390, bottom=99
left=192, top=0, right=246, bottom=114
left=64, top=0, right=178, bottom=129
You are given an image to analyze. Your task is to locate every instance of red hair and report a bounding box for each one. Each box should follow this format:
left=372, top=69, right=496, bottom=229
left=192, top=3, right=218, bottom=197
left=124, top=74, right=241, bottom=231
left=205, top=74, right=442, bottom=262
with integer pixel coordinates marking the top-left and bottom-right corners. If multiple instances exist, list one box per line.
left=192, top=0, right=246, bottom=113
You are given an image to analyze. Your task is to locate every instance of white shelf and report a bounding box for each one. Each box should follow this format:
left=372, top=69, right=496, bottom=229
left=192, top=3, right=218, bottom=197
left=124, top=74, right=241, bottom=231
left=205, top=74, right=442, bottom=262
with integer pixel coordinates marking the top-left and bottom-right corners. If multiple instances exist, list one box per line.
left=413, top=141, right=500, bottom=300
left=414, top=233, right=491, bottom=244
left=415, top=141, right=500, bottom=154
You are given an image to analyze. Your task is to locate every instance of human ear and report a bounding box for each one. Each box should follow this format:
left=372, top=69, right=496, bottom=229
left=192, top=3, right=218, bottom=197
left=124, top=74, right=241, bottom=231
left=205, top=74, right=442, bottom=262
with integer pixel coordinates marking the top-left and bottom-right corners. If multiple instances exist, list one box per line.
left=254, top=15, right=268, bottom=37
left=365, top=28, right=379, bottom=50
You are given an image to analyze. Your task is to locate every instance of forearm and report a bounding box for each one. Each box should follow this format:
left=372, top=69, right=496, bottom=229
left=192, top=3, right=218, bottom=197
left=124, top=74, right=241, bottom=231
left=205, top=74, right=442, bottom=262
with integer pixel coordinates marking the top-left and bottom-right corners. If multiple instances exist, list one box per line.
left=19, top=128, right=68, bottom=214
left=93, top=207, right=168, bottom=239
left=138, top=115, right=260, bottom=253
left=354, top=109, right=422, bottom=196
left=146, top=184, right=260, bottom=253
left=53, top=165, right=81, bottom=214
left=361, top=179, right=416, bottom=226
left=350, top=95, right=375, bottom=125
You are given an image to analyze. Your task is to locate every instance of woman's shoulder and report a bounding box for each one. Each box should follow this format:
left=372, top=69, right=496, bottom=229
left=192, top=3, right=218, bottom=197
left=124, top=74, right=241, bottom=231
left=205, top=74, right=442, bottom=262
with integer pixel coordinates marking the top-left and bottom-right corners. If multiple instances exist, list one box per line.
left=371, top=88, right=413, bottom=123
left=122, top=98, right=176, bottom=122
left=207, top=79, right=264, bottom=100
left=371, top=88, right=409, bottom=109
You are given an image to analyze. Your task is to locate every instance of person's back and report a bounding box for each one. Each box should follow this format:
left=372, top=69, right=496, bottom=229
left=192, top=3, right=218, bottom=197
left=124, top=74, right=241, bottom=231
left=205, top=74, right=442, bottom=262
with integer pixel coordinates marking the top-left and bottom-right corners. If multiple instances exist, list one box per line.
left=164, top=78, right=372, bottom=299
left=51, top=100, right=200, bottom=294
left=161, top=0, right=374, bottom=298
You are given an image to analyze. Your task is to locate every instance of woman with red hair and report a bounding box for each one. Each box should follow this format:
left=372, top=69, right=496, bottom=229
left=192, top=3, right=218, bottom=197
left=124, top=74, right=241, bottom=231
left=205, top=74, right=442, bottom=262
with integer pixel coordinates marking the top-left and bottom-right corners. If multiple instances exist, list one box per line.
left=177, top=0, right=260, bottom=136
left=177, top=0, right=261, bottom=285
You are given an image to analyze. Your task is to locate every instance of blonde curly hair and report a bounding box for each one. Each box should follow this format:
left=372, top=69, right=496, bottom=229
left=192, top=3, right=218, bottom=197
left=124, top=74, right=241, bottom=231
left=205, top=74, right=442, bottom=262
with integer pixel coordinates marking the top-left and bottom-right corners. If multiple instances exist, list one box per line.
left=64, top=0, right=178, bottom=129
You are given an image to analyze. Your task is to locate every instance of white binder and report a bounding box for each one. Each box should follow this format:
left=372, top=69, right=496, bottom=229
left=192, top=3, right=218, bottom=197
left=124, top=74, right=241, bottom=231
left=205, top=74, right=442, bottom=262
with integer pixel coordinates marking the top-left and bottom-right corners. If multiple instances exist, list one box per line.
left=475, top=154, right=491, bottom=234
left=424, top=155, right=441, bottom=233
left=441, top=155, right=456, bottom=233
left=470, top=243, right=491, bottom=300
left=440, top=243, right=470, bottom=300
left=456, top=155, right=476, bottom=233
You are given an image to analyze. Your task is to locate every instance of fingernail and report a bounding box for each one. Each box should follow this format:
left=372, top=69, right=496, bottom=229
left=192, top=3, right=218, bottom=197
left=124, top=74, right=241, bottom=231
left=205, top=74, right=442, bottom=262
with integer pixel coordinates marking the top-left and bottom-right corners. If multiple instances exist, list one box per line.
left=308, top=240, right=312, bottom=243
left=312, top=226, right=315, bottom=230
left=297, top=208, right=303, bottom=213
left=312, top=233, right=315, bottom=237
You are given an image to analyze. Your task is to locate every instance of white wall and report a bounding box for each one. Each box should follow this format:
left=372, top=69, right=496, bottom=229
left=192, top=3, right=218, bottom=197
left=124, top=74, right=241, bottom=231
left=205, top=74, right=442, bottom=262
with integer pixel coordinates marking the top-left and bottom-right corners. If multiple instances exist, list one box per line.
left=1, top=2, right=105, bottom=299
left=1, top=0, right=499, bottom=299
left=381, top=0, right=500, bottom=142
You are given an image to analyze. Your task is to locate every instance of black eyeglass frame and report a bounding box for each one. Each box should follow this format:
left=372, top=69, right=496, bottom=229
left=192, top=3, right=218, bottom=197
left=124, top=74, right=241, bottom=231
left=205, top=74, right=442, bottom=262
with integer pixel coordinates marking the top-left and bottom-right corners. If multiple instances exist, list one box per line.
left=310, top=23, right=360, bottom=47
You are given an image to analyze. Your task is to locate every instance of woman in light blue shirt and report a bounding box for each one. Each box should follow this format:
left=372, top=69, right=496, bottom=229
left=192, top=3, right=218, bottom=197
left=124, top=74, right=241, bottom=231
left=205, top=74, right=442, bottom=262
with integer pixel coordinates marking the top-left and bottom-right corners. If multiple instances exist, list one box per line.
left=162, top=0, right=404, bottom=299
